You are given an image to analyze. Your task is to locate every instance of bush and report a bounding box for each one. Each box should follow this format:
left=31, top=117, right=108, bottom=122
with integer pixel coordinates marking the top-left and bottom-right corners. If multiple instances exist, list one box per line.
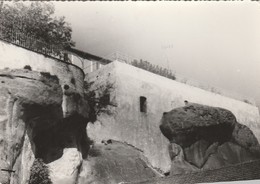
left=24, top=65, right=32, bottom=71
left=29, top=158, right=52, bottom=184
left=83, top=81, right=116, bottom=122
left=131, top=59, right=176, bottom=80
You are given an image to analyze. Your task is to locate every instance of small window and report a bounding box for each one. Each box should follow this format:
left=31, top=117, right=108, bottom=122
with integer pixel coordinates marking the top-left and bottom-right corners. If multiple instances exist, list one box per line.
left=140, top=96, right=147, bottom=113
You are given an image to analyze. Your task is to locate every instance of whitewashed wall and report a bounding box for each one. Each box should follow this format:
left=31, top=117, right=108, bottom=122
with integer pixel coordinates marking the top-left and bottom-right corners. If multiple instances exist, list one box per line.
left=0, top=41, right=85, bottom=117
left=87, top=61, right=260, bottom=173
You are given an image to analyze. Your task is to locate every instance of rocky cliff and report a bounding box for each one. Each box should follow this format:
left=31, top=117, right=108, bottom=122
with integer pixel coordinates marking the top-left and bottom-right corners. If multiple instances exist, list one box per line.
left=0, top=68, right=89, bottom=184
left=0, top=68, right=158, bottom=184
left=0, top=69, right=61, bottom=184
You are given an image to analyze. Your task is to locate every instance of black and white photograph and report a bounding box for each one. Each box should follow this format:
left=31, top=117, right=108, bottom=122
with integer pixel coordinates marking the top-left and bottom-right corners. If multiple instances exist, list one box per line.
left=0, top=1, right=260, bottom=184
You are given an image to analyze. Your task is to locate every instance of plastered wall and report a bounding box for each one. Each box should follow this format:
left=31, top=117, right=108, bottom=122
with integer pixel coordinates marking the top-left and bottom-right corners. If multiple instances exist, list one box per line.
left=87, top=61, right=260, bottom=173
left=0, top=41, right=84, bottom=93
left=0, top=41, right=85, bottom=117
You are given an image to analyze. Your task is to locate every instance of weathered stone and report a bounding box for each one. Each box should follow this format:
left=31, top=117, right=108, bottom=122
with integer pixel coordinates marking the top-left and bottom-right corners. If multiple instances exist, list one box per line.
left=183, top=140, right=217, bottom=168
left=0, top=69, right=62, bottom=184
left=48, top=148, right=82, bottom=184
left=78, top=140, right=161, bottom=184
left=160, top=104, right=260, bottom=175
left=232, top=123, right=260, bottom=154
left=169, top=143, right=199, bottom=175
left=160, top=104, right=236, bottom=147
left=0, top=69, right=89, bottom=184
left=10, top=133, right=35, bottom=184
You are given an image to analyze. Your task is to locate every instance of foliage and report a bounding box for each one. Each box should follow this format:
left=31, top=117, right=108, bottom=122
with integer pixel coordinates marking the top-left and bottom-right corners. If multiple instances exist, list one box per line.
left=83, top=80, right=116, bottom=122
left=0, top=2, right=74, bottom=48
left=131, top=59, right=176, bottom=80
left=24, top=65, right=32, bottom=71
left=29, top=158, right=52, bottom=184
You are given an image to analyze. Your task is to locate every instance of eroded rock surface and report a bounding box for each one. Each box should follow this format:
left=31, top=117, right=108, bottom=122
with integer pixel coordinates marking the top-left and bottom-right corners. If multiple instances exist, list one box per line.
left=0, top=69, right=89, bottom=184
left=160, top=103, right=260, bottom=175
left=0, top=69, right=62, bottom=184
left=78, top=140, right=161, bottom=184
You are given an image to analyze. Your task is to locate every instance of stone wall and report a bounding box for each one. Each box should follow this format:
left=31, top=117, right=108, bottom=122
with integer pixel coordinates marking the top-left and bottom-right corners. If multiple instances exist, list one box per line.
left=87, top=61, right=260, bottom=173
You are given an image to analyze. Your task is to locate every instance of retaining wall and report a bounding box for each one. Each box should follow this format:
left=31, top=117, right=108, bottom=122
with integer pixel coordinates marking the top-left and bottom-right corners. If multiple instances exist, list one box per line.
left=0, top=40, right=85, bottom=117
left=87, top=61, right=260, bottom=172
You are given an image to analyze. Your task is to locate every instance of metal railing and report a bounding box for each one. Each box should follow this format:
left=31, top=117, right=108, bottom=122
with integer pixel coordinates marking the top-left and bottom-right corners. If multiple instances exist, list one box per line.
left=99, top=51, right=137, bottom=64
left=0, top=23, right=66, bottom=61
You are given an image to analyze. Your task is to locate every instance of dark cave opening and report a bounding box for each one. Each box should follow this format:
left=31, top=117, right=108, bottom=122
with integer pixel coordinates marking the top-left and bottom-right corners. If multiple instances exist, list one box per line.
left=23, top=104, right=90, bottom=164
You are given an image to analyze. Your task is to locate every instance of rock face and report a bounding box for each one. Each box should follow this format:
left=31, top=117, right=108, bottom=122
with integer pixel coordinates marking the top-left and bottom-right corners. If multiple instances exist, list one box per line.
left=2, top=68, right=259, bottom=184
left=0, top=69, right=62, bottom=184
left=78, top=140, right=161, bottom=184
left=0, top=69, right=88, bottom=184
left=160, top=103, right=260, bottom=175
left=0, top=68, right=159, bottom=184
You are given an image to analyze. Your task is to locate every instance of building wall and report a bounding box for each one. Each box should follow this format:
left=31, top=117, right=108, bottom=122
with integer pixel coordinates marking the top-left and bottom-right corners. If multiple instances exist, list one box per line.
left=68, top=53, right=105, bottom=75
left=87, top=61, right=260, bottom=173
left=0, top=41, right=85, bottom=116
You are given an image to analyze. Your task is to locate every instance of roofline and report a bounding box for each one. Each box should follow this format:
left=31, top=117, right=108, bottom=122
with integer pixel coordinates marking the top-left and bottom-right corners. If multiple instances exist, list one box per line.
left=65, top=47, right=112, bottom=64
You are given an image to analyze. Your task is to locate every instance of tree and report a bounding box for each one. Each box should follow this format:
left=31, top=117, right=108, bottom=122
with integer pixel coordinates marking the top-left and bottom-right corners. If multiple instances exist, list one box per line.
left=83, top=81, right=116, bottom=122
left=0, top=2, right=74, bottom=48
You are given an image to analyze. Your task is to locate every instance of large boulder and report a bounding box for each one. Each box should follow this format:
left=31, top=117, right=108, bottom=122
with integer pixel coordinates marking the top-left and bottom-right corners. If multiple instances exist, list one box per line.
left=160, top=103, right=260, bottom=175
left=78, top=140, right=161, bottom=184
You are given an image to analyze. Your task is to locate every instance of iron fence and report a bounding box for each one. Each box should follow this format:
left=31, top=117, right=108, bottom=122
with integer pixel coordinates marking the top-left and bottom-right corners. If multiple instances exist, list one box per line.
left=0, top=23, right=66, bottom=61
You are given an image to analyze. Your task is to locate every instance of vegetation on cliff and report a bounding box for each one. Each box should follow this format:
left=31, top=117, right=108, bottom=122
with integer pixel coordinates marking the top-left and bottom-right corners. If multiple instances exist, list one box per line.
left=29, top=159, right=52, bottom=184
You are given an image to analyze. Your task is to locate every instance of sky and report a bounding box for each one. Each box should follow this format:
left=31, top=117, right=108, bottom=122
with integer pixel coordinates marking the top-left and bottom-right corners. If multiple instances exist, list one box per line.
left=53, top=1, right=260, bottom=109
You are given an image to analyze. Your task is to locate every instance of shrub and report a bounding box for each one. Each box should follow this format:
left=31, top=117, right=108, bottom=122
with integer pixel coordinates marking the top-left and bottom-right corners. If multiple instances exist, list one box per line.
left=131, top=59, right=176, bottom=80
left=29, top=158, right=52, bottom=184
left=24, top=65, right=32, bottom=71
left=83, top=81, right=116, bottom=122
